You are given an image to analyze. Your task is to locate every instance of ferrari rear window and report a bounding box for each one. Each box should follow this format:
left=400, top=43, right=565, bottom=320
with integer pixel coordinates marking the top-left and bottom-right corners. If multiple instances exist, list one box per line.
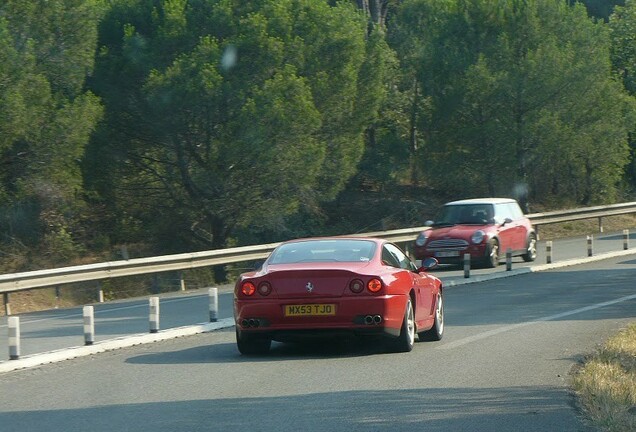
left=268, top=240, right=377, bottom=264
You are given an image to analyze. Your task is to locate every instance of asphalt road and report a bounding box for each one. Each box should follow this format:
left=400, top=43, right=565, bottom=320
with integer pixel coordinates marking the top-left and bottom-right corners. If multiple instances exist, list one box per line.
left=0, top=253, right=634, bottom=431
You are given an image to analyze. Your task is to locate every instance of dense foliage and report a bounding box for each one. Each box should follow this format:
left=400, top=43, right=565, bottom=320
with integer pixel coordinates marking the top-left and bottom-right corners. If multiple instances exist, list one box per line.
left=1, top=0, right=635, bottom=277
left=0, top=0, right=104, bottom=265
left=392, top=0, right=634, bottom=205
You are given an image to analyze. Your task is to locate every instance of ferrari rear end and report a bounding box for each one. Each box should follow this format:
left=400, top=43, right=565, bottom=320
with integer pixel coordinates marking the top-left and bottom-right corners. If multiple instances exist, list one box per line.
left=233, top=265, right=408, bottom=354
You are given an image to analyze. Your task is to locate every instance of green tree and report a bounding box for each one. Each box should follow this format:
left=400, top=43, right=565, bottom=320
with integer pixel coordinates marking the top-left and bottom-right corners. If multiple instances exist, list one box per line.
left=576, top=0, right=624, bottom=21
left=609, top=0, right=636, bottom=185
left=392, top=0, right=635, bottom=206
left=610, top=0, right=636, bottom=94
left=0, top=0, right=104, bottom=265
left=86, top=0, right=389, bottom=268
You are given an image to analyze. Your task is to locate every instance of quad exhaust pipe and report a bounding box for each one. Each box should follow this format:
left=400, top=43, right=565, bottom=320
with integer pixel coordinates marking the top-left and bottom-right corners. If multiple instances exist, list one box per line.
left=364, top=315, right=382, bottom=325
left=241, top=318, right=261, bottom=328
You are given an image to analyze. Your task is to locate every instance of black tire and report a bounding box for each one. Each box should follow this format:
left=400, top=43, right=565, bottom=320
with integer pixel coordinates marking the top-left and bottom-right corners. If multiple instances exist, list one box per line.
left=236, top=328, right=271, bottom=355
left=391, top=299, right=415, bottom=353
left=484, top=239, right=499, bottom=268
left=418, top=292, right=444, bottom=341
left=522, top=233, right=537, bottom=262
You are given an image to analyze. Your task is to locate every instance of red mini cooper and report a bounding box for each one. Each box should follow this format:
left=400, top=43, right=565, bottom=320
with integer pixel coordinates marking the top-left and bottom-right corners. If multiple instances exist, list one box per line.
left=413, top=198, right=536, bottom=268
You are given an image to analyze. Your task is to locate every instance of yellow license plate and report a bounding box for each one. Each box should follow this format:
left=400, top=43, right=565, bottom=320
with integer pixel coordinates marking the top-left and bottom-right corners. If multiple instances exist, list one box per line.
left=285, top=304, right=336, bottom=317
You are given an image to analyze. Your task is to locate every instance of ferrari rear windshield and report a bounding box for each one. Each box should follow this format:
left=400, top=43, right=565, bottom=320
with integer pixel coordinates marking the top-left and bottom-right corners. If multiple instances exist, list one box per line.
left=268, top=239, right=377, bottom=264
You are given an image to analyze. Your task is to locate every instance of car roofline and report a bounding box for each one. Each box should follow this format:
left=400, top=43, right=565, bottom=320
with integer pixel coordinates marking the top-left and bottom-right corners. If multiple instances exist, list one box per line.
left=445, top=198, right=517, bottom=205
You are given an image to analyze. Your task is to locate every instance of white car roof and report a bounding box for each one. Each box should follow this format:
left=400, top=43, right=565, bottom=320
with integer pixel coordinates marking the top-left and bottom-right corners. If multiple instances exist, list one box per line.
left=445, top=198, right=517, bottom=205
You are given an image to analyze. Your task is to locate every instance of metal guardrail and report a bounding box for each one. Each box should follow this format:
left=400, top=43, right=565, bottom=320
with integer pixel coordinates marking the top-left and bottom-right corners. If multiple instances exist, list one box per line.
left=1, top=201, right=635, bottom=298
left=526, top=201, right=636, bottom=226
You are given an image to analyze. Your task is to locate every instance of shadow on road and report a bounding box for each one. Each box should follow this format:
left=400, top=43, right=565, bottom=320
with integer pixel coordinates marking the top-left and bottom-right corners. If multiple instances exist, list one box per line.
left=0, top=386, right=592, bottom=432
left=125, top=333, right=398, bottom=365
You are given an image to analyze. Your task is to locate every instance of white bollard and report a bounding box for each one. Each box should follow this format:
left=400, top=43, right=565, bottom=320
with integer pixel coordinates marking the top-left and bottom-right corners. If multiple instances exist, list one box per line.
left=180, top=272, right=186, bottom=291
left=97, top=282, right=104, bottom=303
left=546, top=241, right=553, bottom=264
left=463, top=253, right=470, bottom=279
left=506, top=248, right=512, bottom=271
left=8, top=316, right=20, bottom=360
left=587, top=235, right=593, bottom=257
left=149, top=296, right=160, bottom=333
left=624, top=229, right=630, bottom=250
left=209, top=288, right=218, bottom=322
left=83, top=305, right=95, bottom=346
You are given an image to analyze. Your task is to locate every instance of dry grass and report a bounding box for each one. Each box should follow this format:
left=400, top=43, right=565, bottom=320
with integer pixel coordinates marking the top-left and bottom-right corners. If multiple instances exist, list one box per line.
left=1, top=289, right=77, bottom=315
left=572, top=324, right=636, bottom=432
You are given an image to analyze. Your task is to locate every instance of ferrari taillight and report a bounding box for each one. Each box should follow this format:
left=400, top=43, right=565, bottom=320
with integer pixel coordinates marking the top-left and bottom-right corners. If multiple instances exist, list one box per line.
left=258, top=282, right=272, bottom=296
left=367, top=278, right=383, bottom=293
left=349, top=279, right=364, bottom=293
left=241, top=281, right=256, bottom=296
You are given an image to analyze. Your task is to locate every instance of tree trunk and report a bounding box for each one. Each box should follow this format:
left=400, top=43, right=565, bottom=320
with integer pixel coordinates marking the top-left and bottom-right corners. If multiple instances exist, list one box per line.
left=409, top=78, right=419, bottom=184
left=355, top=0, right=389, bottom=27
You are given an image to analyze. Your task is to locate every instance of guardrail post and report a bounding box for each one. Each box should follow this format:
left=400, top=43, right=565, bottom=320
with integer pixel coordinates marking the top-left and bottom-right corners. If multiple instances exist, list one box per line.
left=209, top=287, right=218, bottom=322
left=55, top=286, right=61, bottom=308
left=463, top=254, right=470, bottom=278
left=506, top=248, right=512, bottom=271
left=83, top=305, right=95, bottom=345
left=587, top=235, right=593, bottom=257
left=8, top=316, right=20, bottom=360
left=149, top=296, right=160, bottom=333
left=598, top=217, right=603, bottom=233
left=546, top=241, right=553, bottom=264
left=624, top=229, right=630, bottom=250
left=3, top=293, right=10, bottom=316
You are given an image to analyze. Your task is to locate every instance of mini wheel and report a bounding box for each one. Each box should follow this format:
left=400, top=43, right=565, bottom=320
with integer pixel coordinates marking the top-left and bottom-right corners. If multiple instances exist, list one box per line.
left=522, top=233, right=537, bottom=262
left=484, top=239, right=499, bottom=268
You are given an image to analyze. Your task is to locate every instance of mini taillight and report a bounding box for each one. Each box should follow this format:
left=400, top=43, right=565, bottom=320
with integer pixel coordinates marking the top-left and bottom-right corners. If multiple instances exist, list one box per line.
left=241, top=281, right=256, bottom=296
left=349, top=279, right=364, bottom=293
left=367, top=278, right=382, bottom=293
left=258, top=282, right=272, bottom=296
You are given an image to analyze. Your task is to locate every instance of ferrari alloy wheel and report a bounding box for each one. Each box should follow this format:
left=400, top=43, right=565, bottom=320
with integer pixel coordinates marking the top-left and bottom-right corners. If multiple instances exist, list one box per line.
left=236, top=328, right=271, bottom=355
left=522, top=233, right=537, bottom=262
left=419, top=293, right=444, bottom=341
left=392, top=299, right=415, bottom=353
left=485, top=239, right=499, bottom=268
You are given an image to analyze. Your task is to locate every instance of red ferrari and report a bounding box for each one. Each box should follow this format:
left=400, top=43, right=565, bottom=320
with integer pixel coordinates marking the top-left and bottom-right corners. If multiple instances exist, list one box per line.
left=233, top=237, right=444, bottom=354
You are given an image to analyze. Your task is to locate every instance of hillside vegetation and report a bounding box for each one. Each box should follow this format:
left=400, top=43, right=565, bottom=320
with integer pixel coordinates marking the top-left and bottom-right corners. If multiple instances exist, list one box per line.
left=0, top=0, right=635, bottom=280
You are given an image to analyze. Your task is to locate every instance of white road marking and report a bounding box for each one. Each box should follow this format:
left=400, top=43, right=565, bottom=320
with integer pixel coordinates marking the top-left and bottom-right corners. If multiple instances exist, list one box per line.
left=438, top=293, right=636, bottom=350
